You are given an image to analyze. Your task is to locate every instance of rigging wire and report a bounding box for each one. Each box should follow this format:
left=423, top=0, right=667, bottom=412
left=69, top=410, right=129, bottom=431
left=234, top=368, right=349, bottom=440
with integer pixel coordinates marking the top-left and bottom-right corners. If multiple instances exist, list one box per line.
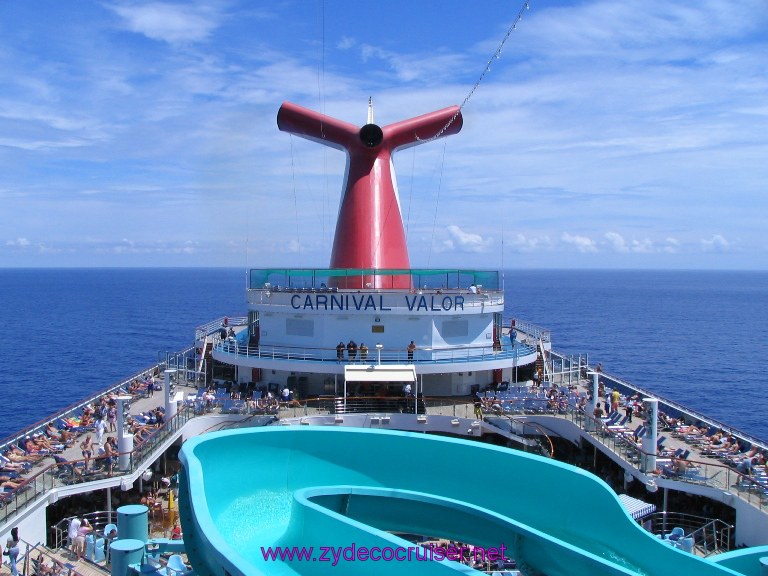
left=424, top=0, right=531, bottom=262
left=426, top=139, right=449, bottom=267
left=419, top=0, right=531, bottom=142
left=404, top=145, right=416, bottom=243
left=317, top=0, right=329, bottom=251
left=289, top=134, right=300, bottom=251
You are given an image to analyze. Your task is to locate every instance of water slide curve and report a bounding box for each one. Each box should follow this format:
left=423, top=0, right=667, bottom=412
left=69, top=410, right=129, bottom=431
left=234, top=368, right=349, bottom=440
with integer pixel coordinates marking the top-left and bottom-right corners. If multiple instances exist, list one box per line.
left=178, top=427, right=764, bottom=576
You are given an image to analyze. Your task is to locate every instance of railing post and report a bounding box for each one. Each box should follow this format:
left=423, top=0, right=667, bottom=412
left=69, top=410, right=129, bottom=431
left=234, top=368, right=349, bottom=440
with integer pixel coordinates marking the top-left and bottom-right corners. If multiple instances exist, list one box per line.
left=164, top=369, right=178, bottom=421
left=585, top=371, right=599, bottom=431
left=116, top=395, right=134, bottom=472
left=641, top=398, right=658, bottom=474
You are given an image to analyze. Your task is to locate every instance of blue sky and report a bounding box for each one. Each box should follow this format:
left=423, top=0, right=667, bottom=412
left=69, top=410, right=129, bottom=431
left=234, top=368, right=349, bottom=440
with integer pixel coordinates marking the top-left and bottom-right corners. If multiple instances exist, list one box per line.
left=1, top=1, right=766, bottom=269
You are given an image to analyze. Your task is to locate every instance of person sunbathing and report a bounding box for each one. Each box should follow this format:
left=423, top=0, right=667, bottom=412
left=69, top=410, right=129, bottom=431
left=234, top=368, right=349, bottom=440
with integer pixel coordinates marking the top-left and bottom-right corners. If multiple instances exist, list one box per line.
left=45, top=423, right=73, bottom=444
left=129, top=421, right=155, bottom=443
left=23, top=438, right=47, bottom=454
left=32, top=435, right=60, bottom=451
left=1, top=478, right=24, bottom=490
left=5, top=448, right=40, bottom=463
left=0, top=459, right=25, bottom=471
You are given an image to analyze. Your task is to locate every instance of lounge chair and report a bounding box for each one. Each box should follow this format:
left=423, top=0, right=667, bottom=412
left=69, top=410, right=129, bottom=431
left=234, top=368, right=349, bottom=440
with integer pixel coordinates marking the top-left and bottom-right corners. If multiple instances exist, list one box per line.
left=166, top=555, right=193, bottom=576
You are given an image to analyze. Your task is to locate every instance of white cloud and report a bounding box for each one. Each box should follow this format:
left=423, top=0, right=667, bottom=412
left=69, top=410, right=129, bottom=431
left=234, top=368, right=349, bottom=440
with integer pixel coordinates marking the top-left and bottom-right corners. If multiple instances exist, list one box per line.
left=561, top=233, right=597, bottom=253
left=701, top=234, right=729, bottom=252
left=440, top=225, right=493, bottom=253
left=508, top=233, right=551, bottom=253
left=359, top=44, right=467, bottom=83
left=108, top=3, right=221, bottom=44
left=663, top=238, right=680, bottom=254
left=337, top=36, right=356, bottom=50
left=6, top=237, right=30, bottom=247
left=605, top=232, right=628, bottom=253
left=0, top=1, right=766, bottom=269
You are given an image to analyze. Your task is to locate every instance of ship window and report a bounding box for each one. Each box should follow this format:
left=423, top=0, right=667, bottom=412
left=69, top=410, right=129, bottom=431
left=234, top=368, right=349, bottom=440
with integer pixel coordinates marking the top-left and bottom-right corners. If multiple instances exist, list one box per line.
left=442, top=320, right=468, bottom=338
left=286, top=318, right=314, bottom=337
left=371, top=325, right=384, bottom=333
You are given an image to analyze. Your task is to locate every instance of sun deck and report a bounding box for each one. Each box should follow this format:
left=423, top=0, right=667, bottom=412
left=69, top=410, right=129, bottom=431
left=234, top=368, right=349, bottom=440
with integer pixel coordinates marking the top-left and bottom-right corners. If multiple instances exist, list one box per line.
left=2, top=345, right=767, bottom=554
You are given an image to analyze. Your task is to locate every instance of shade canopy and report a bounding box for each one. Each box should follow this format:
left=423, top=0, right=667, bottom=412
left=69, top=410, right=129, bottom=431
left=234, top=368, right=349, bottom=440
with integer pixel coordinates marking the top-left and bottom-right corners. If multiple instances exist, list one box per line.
left=344, top=364, right=416, bottom=383
left=618, top=493, right=656, bottom=520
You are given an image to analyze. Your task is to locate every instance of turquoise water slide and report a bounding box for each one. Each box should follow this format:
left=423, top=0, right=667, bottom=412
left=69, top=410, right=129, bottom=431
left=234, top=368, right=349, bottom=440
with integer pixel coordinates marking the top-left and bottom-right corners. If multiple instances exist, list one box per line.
left=178, top=427, right=755, bottom=576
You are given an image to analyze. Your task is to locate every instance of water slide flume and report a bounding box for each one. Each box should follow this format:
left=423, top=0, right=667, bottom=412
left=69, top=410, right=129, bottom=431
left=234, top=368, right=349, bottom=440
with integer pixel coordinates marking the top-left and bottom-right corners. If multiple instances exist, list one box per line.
left=178, top=427, right=747, bottom=576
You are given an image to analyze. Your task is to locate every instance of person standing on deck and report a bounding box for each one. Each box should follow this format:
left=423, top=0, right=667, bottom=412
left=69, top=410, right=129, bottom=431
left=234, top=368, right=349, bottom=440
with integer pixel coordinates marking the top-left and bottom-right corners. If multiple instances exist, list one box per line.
left=67, top=517, right=80, bottom=550
left=407, top=340, right=416, bottom=362
left=610, top=389, right=621, bottom=414
left=5, top=527, right=19, bottom=576
left=624, top=399, right=634, bottom=423
left=94, top=416, right=106, bottom=447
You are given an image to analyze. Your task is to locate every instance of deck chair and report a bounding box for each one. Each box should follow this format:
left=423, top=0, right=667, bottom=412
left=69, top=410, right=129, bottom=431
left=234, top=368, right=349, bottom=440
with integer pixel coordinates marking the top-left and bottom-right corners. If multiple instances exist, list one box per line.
left=85, top=534, right=96, bottom=560
left=602, top=412, right=620, bottom=425
left=93, top=537, right=106, bottom=562
left=51, top=455, right=83, bottom=484
left=665, top=527, right=685, bottom=542
left=102, top=523, right=117, bottom=562
left=166, top=555, right=193, bottom=576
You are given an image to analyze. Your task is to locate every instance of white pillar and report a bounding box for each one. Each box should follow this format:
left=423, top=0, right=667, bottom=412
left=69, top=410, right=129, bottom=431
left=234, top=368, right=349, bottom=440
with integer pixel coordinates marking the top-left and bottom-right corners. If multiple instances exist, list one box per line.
left=116, top=396, right=134, bottom=471
left=586, top=371, right=599, bottom=431
left=164, top=369, right=178, bottom=420
left=641, top=397, right=659, bottom=473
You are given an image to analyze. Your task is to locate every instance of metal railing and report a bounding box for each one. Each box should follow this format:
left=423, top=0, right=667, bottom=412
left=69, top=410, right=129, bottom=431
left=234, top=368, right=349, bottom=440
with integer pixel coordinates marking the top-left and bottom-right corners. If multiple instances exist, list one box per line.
left=2, top=337, right=766, bottom=532
left=643, top=511, right=733, bottom=554
left=563, top=409, right=768, bottom=511
left=577, top=357, right=768, bottom=454
left=0, top=404, right=196, bottom=526
left=214, top=340, right=537, bottom=365
left=50, top=510, right=117, bottom=550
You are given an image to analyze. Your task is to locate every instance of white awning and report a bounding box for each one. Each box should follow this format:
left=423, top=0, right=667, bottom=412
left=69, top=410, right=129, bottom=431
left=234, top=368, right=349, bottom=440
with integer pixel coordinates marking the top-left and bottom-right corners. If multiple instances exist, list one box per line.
left=344, top=364, right=416, bottom=383
left=618, top=493, right=656, bottom=520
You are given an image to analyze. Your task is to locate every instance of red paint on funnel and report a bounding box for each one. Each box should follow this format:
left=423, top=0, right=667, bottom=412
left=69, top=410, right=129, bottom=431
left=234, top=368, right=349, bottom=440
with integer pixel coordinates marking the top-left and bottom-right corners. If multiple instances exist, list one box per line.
left=277, top=102, right=462, bottom=288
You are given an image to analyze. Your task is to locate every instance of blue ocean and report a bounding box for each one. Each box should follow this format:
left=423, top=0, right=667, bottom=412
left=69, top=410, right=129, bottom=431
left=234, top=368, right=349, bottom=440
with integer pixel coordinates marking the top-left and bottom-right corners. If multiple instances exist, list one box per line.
left=1, top=269, right=766, bottom=442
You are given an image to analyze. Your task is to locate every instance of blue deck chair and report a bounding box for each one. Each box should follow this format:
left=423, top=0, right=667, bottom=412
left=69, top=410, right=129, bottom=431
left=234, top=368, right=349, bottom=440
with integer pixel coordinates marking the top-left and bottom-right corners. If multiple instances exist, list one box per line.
left=665, top=527, right=685, bottom=542
left=166, top=555, right=193, bottom=576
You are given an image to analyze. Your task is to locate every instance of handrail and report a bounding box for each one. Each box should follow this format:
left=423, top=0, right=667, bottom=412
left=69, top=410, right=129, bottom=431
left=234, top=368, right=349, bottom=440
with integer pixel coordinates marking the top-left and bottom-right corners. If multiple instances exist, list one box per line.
left=2, top=344, right=766, bottom=532
left=3, top=391, right=766, bottom=532
left=571, top=409, right=768, bottom=511
left=194, top=316, right=248, bottom=342
left=213, top=340, right=537, bottom=365
left=643, top=511, right=733, bottom=554
left=566, top=354, right=768, bottom=452
left=0, top=362, right=173, bottom=450
left=0, top=404, right=196, bottom=526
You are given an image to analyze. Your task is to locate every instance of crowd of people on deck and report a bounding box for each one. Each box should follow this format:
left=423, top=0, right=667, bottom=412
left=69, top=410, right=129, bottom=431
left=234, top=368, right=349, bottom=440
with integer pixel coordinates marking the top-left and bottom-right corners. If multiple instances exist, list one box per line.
left=0, top=370, right=171, bottom=497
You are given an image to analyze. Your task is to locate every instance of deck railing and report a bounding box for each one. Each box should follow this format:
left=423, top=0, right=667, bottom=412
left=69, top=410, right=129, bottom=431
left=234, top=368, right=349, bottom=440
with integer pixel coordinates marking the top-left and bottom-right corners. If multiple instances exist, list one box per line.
left=2, top=392, right=766, bottom=529
left=643, top=512, right=733, bottom=554
left=213, top=340, right=537, bottom=365
left=2, top=349, right=766, bottom=533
